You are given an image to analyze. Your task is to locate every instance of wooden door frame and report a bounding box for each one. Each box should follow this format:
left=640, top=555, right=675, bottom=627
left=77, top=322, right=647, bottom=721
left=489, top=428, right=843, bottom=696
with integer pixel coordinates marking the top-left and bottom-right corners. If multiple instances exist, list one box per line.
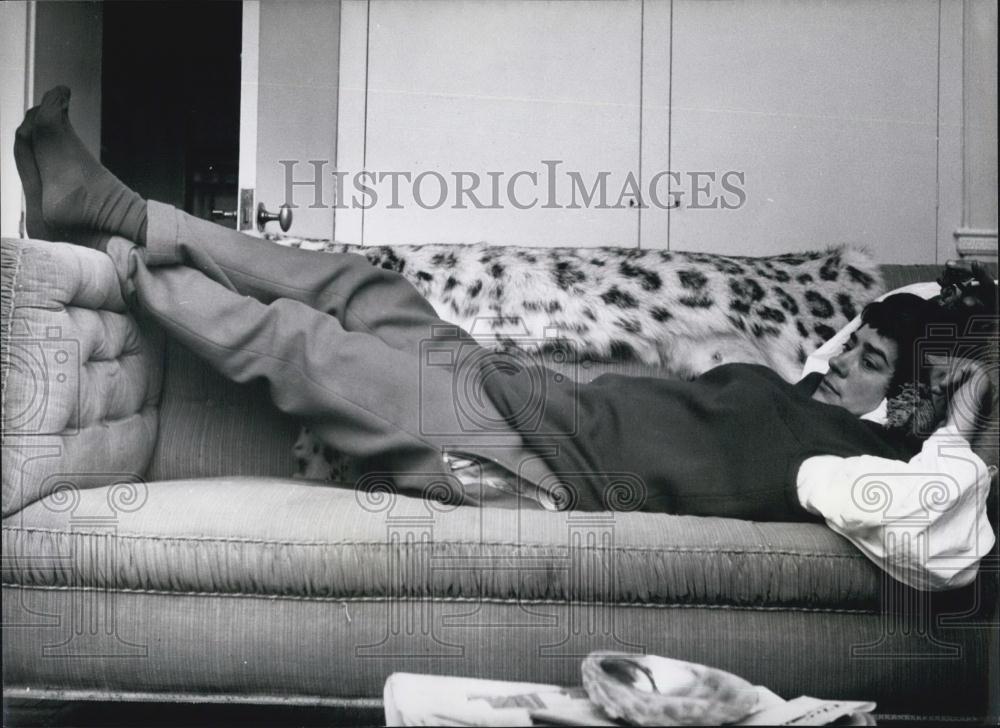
left=1, top=1, right=32, bottom=238
left=237, top=0, right=261, bottom=235
left=334, top=0, right=368, bottom=244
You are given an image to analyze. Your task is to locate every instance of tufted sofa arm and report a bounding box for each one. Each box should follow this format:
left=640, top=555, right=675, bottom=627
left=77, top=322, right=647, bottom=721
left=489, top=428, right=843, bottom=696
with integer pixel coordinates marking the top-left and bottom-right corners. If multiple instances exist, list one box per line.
left=1, top=238, right=164, bottom=518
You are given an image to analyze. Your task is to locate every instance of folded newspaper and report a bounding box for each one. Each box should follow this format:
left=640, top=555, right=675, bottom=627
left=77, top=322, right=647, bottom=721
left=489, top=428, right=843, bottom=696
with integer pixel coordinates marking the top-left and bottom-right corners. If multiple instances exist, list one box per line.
left=383, top=670, right=876, bottom=726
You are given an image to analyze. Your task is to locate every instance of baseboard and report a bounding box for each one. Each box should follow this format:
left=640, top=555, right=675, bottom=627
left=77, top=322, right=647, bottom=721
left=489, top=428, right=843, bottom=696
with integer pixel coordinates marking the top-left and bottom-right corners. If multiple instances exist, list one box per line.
left=2, top=687, right=382, bottom=709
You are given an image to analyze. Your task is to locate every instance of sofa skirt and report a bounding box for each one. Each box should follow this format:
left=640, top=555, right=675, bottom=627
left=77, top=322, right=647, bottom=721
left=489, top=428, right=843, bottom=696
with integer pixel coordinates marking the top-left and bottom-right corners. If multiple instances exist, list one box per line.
left=3, top=584, right=994, bottom=717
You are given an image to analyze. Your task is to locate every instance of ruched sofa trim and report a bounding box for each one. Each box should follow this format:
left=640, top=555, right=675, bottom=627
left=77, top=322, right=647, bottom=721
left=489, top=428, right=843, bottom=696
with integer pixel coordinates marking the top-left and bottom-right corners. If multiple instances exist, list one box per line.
left=2, top=526, right=865, bottom=559
left=2, top=525, right=878, bottom=610
left=0, top=241, right=23, bottom=403
left=1, top=583, right=879, bottom=614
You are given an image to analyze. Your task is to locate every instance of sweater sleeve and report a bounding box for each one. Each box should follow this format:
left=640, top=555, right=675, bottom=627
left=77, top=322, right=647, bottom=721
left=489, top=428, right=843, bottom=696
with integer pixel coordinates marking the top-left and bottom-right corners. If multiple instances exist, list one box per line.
left=797, top=424, right=996, bottom=591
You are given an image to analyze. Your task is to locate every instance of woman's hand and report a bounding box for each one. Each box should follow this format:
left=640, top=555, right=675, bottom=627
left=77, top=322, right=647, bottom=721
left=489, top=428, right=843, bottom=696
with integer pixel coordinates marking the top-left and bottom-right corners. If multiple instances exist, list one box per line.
left=928, top=355, right=994, bottom=439
left=939, top=259, right=999, bottom=314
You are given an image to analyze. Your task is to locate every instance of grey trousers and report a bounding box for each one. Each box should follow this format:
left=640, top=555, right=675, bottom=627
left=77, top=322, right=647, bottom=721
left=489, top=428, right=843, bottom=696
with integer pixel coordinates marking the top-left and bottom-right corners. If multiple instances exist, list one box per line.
left=125, top=201, right=557, bottom=507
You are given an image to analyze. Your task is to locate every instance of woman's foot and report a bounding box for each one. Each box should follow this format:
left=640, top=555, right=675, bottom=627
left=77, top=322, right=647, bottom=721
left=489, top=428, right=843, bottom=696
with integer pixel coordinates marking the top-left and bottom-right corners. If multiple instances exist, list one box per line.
left=14, top=107, right=56, bottom=241
left=15, top=106, right=110, bottom=248
left=28, top=85, right=147, bottom=244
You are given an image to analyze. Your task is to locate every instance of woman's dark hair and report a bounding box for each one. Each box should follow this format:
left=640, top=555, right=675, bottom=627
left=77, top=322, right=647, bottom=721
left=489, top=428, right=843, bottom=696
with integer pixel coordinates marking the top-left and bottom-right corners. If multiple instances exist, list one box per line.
left=859, top=293, right=938, bottom=396
left=862, top=287, right=996, bottom=441
left=858, top=293, right=943, bottom=443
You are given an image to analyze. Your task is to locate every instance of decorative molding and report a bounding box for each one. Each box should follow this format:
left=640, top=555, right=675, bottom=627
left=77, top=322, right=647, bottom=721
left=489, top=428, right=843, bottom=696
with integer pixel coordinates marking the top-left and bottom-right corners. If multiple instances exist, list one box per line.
left=957, top=0, right=998, bottom=260
left=954, top=227, right=999, bottom=258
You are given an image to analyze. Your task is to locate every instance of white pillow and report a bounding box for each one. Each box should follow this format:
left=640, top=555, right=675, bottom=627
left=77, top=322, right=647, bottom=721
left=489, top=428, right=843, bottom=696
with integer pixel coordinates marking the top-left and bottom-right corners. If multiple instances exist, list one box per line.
left=800, top=281, right=942, bottom=424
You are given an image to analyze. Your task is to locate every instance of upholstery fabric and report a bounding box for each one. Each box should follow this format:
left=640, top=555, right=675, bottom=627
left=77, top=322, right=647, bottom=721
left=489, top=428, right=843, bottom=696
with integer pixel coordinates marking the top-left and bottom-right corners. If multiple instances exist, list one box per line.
left=2, top=479, right=883, bottom=609
left=145, top=341, right=299, bottom=482
left=2, top=588, right=990, bottom=715
left=1, top=239, right=163, bottom=517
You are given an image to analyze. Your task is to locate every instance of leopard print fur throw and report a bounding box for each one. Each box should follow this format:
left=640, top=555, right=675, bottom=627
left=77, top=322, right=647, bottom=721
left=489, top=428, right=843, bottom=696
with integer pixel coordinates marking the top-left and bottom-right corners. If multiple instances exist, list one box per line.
left=269, top=237, right=883, bottom=382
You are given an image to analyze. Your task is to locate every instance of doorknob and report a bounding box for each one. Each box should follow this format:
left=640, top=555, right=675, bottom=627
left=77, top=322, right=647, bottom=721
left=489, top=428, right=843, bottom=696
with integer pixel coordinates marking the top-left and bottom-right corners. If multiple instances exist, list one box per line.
left=257, top=202, right=293, bottom=232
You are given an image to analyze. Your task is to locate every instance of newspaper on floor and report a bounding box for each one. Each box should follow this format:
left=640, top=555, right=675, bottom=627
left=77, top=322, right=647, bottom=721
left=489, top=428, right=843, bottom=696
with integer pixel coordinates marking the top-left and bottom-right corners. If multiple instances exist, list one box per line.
left=383, top=673, right=877, bottom=727
left=737, top=688, right=876, bottom=726
left=383, top=673, right=614, bottom=727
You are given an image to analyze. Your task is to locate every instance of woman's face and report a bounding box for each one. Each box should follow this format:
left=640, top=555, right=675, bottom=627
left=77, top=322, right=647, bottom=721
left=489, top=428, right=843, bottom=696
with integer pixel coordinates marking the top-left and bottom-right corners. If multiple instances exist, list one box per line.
left=812, top=325, right=898, bottom=415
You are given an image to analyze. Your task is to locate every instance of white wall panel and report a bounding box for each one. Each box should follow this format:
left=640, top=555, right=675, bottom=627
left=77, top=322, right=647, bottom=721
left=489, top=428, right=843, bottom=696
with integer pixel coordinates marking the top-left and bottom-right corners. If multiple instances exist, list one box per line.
left=360, top=0, right=642, bottom=247
left=639, top=0, right=672, bottom=249
left=255, top=0, right=340, bottom=239
left=667, top=0, right=940, bottom=263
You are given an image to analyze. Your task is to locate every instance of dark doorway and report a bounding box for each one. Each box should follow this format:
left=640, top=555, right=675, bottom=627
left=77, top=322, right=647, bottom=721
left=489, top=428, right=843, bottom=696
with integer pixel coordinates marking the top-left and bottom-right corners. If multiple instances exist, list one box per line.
left=101, top=1, right=242, bottom=226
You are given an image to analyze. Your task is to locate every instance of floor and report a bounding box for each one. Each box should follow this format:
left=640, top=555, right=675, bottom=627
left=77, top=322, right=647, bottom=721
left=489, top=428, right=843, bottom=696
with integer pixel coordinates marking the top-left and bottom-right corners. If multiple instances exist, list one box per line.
left=2, top=699, right=384, bottom=727
left=6, top=698, right=998, bottom=726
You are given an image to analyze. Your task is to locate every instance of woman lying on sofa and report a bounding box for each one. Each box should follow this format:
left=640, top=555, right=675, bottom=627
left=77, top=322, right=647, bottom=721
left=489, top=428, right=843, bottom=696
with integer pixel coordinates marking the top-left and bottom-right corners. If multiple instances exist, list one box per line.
left=14, top=86, right=997, bottom=591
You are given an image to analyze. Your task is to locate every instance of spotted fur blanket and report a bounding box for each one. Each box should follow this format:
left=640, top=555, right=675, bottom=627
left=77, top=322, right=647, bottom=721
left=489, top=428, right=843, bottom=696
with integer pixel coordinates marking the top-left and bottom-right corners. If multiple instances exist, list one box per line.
left=269, top=236, right=884, bottom=382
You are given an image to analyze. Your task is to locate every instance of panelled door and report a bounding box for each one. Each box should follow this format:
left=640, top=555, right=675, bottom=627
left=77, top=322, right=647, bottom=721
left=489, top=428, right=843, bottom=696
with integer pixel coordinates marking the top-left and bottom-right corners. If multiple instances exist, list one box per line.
left=337, top=0, right=643, bottom=247
left=662, top=0, right=941, bottom=261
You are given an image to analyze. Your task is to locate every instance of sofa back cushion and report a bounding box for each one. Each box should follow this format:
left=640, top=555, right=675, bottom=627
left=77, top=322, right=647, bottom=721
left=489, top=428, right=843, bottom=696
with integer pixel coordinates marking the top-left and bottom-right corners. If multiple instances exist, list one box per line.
left=144, top=339, right=300, bottom=481
left=1, top=238, right=163, bottom=517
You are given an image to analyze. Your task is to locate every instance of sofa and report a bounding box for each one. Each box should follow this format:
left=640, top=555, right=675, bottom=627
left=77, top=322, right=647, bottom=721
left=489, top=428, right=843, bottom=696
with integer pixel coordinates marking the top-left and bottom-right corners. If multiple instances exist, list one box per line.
left=2, top=236, right=998, bottom=722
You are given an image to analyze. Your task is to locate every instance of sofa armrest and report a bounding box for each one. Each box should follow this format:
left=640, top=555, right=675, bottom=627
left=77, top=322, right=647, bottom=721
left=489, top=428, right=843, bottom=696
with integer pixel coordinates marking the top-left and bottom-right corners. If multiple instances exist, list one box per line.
left=1, top=238, right=164, bottom=517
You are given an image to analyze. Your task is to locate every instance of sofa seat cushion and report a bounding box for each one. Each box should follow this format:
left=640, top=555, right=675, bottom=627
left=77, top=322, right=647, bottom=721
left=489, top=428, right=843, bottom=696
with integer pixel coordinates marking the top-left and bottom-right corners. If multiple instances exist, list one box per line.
left=3, top=477, right=886, bottom=610
left=1, top=238, right=164, bottom=517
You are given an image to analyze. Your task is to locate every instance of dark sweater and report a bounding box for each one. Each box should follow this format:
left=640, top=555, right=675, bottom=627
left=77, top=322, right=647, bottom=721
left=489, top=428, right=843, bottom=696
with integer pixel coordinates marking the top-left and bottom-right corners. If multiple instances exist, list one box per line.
left=482, top=361, right=915, bottom=521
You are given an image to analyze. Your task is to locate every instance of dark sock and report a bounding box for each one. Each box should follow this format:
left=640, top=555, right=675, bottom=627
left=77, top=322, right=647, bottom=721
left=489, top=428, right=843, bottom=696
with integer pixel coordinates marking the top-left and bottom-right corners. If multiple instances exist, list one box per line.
left=30, top=86, right=147, bottom=244
left=15, top=104, right=112, bottom=249
left=14, top=107, right=56, bottom=241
